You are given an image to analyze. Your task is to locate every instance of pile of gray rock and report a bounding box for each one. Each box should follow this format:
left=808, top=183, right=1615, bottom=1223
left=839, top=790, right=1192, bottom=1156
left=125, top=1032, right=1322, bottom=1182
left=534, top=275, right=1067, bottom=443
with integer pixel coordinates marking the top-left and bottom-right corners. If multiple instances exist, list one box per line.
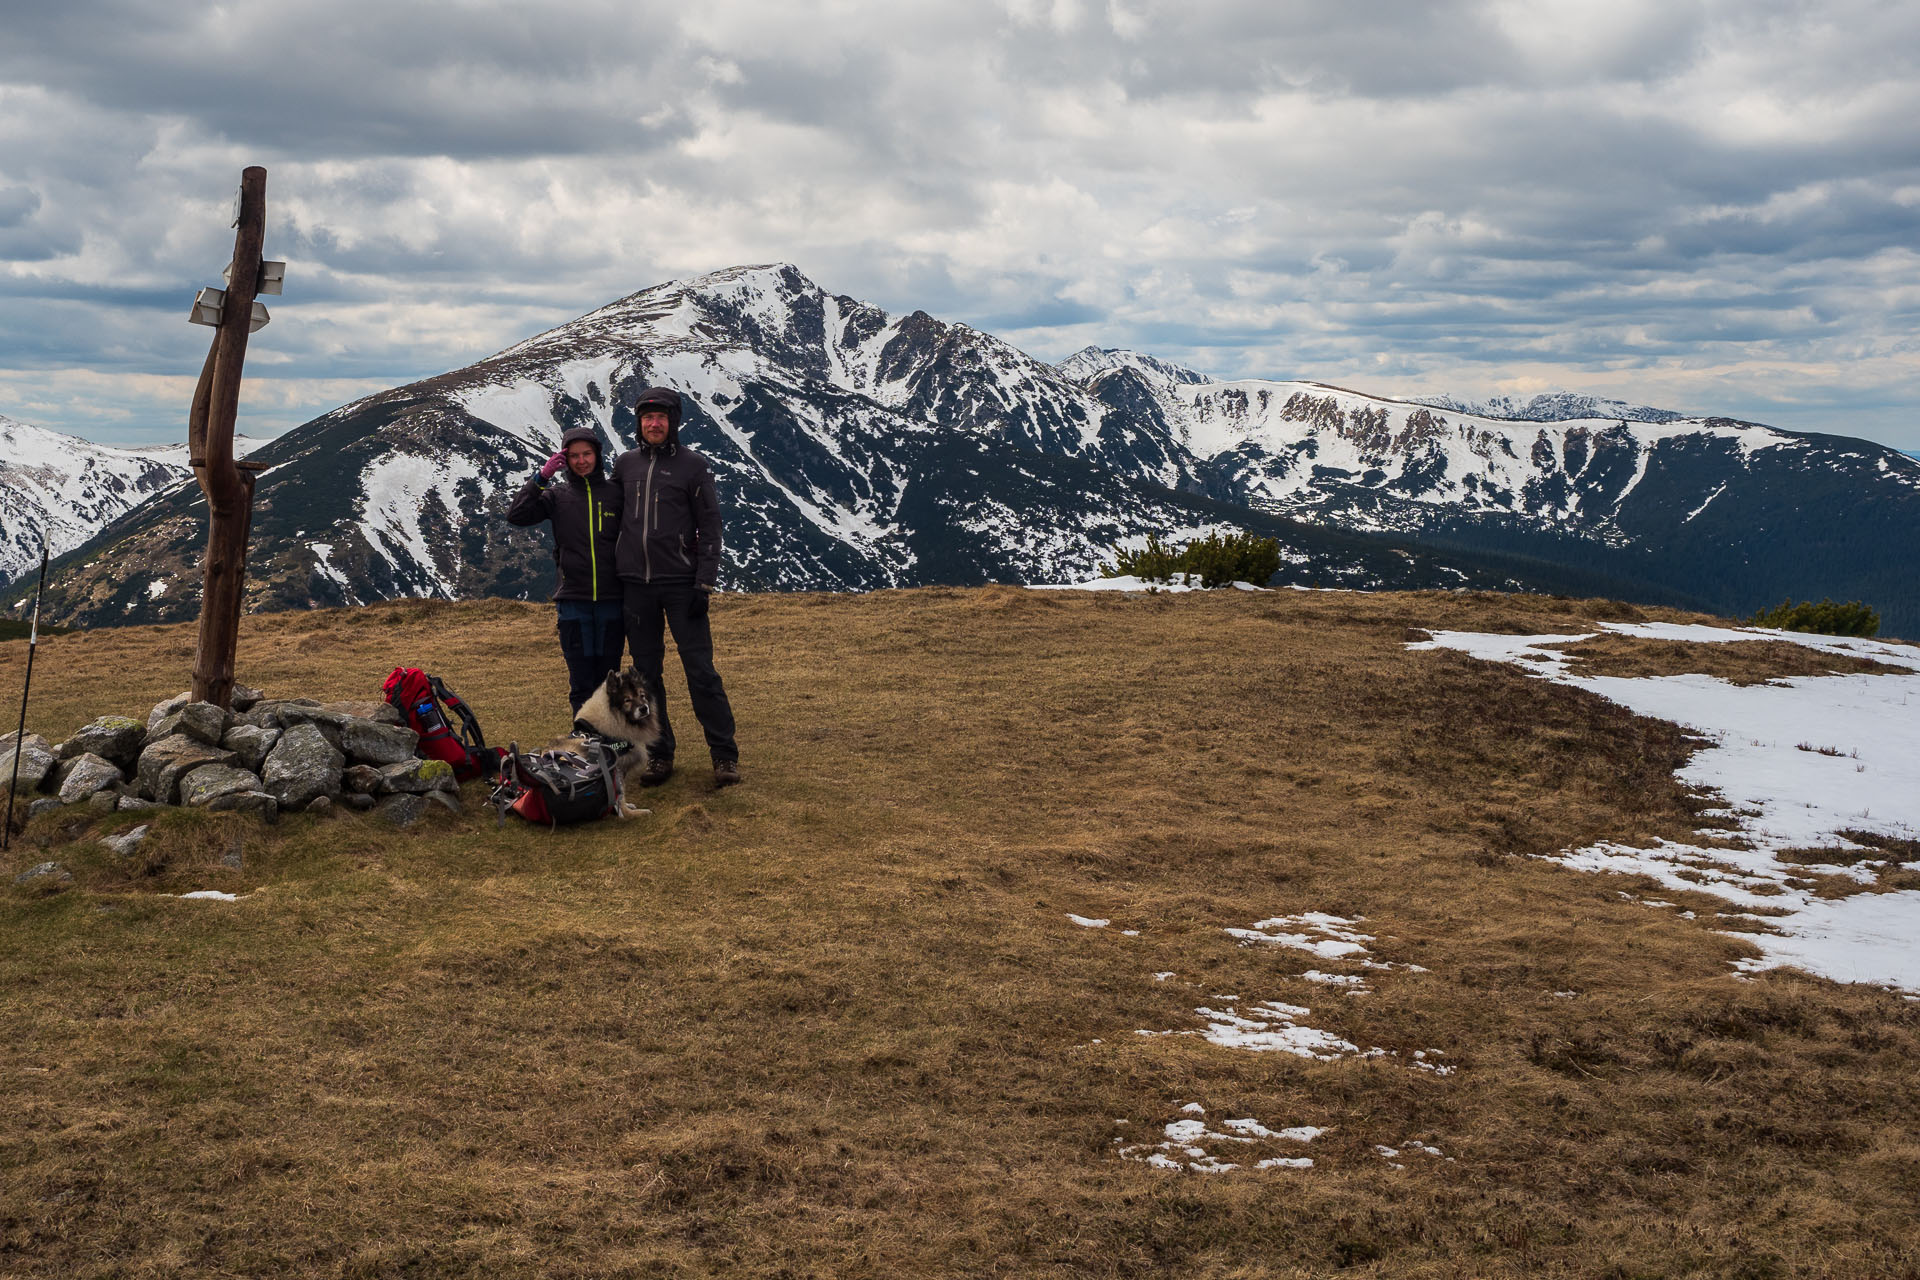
left=2, top=686, right=463, bottom=828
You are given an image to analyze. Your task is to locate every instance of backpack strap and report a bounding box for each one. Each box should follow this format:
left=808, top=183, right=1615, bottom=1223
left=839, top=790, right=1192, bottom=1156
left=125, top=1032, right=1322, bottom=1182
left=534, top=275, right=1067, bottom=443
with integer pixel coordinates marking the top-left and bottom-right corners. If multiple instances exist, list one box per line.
left=487, top=741, right=525, bottom=827
left=428, top=675, right=488, bottom=753
left=591, top=741, right=623, bottom=817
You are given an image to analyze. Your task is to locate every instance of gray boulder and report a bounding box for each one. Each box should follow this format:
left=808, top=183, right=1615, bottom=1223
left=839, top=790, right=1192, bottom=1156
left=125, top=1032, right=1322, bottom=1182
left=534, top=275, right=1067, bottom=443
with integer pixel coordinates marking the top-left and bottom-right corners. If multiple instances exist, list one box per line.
left=56, top=753, right=124, bottom=804
left=145, top=701, right=232, bottom=749
left=102, top=824, right=151, bottom=858
left=342, top=764, right=382, bottom=795
left=340, top=791, right=376, bottom=811
left=28, top=797, right=62, bottom=819
left=231, top=684, right=264, bottom=712
left=271, top=704, right=349, bottom=748
left=14, top=861, right=71, bottom=891
left=57, top=716, right=146, bottom=766
left=305, top=795, right=334, bottom=816
left=181, top=702, right=234, bottom=747
left=1, top=733, right=57, bottom=794
left=374, top=793, right=430, bottom=827
left=135, top=734, right=236, bottom=805
left=341, top=719, right=419, bottom=766
left=374, top=757, right=458, bottom=794
left=206, top=791, right=280, bottom=823
left=220, top=723, right=281, bottom=773
left=89, top=790, right=121, bottom=814
left=324, top=700, right=405, bottom=726
left=262, top=722, right=344, bottom=809
left=117, top=795, right=162, bottom=812
left=146, top=691, right=191, bottom=731
left=180, top=764, right=264, bottom=808
left=235, top=698, right=318, bottom=729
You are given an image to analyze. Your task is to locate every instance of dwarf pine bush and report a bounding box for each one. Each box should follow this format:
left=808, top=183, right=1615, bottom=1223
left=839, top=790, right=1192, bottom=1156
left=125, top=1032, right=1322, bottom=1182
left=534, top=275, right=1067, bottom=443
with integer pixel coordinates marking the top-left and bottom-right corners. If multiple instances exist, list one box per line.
left=1750, top=598, right=1880, bottom=637
left=1106, top=531, right=1282, bottom=589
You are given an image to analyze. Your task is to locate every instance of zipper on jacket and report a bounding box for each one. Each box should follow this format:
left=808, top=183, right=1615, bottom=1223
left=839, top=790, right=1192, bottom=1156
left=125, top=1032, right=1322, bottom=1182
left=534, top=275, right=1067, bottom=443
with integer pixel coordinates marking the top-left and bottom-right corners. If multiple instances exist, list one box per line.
left=642, top=453, right=658, bottom=581
left=585, top=474, right=598, bottom=602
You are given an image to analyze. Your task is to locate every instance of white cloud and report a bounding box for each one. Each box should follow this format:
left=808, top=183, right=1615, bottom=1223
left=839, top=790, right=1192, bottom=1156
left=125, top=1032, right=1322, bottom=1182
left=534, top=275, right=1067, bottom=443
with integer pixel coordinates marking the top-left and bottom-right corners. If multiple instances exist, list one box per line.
left=0, top=0, right=1916, bottom=448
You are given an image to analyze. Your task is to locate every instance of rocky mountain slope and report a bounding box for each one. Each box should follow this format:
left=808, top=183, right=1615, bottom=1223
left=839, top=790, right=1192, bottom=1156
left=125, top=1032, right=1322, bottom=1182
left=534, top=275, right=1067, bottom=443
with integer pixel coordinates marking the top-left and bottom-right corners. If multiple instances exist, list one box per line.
left=1411, top=391, right=1685, bottom=424
left=0, top=417, right=264, bottom=589
left=9, top=264, right=1920, bottom=633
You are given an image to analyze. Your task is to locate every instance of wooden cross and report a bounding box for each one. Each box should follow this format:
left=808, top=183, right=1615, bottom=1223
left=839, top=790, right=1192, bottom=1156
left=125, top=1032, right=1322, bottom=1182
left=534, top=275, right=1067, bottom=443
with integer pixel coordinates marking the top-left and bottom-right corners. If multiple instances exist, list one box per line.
left=187, top=166, right=276, bottom=709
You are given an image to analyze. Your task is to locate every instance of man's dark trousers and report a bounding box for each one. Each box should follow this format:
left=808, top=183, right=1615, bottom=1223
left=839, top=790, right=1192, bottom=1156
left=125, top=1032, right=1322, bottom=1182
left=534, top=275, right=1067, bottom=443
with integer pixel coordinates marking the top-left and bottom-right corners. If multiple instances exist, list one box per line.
left=622, top=581, right=738, bottom=764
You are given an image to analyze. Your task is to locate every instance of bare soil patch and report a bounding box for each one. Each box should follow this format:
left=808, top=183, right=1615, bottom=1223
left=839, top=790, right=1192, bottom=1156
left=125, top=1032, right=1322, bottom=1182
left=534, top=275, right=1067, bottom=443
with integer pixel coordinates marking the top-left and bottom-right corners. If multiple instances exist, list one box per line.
left=3, top=588, right=1917, bottom=1278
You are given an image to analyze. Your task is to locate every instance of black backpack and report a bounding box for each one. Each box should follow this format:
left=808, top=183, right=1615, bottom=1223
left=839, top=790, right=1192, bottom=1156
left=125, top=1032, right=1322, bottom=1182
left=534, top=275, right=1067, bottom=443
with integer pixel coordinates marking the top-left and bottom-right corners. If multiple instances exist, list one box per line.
left=490, top=738, right=628, bottom=827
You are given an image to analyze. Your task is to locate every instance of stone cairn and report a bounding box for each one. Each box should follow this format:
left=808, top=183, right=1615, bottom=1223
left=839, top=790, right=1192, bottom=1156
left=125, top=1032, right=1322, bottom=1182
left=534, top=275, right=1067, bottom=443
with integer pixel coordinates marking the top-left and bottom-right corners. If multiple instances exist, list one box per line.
left=1, top=685, right=464, bottom=833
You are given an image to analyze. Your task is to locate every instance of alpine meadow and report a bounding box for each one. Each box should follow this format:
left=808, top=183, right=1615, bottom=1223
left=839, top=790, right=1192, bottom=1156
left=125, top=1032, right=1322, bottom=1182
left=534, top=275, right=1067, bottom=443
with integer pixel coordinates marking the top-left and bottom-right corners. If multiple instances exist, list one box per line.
left=5, top=586, right=1920, bottom=1278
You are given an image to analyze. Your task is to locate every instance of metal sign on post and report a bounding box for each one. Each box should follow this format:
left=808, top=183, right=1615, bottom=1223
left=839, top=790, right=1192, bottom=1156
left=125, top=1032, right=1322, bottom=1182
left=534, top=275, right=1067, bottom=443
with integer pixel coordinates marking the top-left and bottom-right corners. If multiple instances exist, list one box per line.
left=190, top=287, right=271, bottom=333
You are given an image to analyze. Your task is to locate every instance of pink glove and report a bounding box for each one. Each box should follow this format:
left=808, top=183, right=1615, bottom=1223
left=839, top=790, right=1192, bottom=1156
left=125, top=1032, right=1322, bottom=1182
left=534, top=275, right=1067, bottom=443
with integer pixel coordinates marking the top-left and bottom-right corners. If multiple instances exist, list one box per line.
left=539, top=451, right=566, bottom=480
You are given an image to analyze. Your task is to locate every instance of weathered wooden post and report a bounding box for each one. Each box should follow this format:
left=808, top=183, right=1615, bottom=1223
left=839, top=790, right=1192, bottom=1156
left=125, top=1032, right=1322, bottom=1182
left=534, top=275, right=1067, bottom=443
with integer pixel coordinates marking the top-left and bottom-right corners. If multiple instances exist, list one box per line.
left=187, top=166, right=278, bottom=709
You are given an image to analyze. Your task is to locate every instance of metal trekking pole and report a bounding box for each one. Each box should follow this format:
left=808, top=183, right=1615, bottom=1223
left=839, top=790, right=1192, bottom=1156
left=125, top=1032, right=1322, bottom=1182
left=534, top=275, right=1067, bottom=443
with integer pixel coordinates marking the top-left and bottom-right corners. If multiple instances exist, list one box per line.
left=4, top=543, right=50, bottom=851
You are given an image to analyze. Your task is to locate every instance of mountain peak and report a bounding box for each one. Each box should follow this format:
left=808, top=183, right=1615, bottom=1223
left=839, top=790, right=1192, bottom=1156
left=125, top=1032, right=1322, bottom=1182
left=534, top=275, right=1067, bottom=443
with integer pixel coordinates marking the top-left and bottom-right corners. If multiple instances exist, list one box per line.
left=1056, top=346, right=1209, bottom=389
left=1412, top=390, right=1686, bottom=424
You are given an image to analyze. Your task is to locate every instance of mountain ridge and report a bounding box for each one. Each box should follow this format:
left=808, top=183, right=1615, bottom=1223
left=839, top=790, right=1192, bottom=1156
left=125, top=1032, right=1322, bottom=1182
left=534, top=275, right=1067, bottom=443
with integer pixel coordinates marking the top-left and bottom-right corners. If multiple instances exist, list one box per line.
left=7, top=263, right=1919, bottom=631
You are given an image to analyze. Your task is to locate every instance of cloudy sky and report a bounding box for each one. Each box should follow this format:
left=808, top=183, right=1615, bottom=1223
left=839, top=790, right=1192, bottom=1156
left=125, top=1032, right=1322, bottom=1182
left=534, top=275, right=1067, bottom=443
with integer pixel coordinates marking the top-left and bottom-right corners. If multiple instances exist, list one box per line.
left=2, top=0, right=1918, bottom=450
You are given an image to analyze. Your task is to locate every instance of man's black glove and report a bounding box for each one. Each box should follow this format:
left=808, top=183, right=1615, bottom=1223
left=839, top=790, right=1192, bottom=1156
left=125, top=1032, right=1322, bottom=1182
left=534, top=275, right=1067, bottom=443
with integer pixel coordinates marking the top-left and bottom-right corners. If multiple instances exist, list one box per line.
left=689, top=587, right=711, bottom=620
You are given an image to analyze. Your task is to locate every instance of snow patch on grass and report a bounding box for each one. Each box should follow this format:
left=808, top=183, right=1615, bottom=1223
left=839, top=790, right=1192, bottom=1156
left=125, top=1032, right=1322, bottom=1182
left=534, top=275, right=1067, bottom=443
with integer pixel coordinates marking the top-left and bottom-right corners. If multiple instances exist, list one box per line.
left=1115, top=1102, right=1322, bottom=1174
left=1411, top=624, right=1920, bottom=991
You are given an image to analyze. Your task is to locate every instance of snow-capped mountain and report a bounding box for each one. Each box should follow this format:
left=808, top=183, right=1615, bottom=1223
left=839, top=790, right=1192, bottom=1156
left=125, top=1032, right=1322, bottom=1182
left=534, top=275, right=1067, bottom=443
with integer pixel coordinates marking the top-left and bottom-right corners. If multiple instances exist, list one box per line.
left=0, top=416, right=266, bottom=588
left=1057, top=345, right=1211, bottom=391
left=1412, top=391, right=1685, bottom=424
left=9, top=264, right=1920, bottom=633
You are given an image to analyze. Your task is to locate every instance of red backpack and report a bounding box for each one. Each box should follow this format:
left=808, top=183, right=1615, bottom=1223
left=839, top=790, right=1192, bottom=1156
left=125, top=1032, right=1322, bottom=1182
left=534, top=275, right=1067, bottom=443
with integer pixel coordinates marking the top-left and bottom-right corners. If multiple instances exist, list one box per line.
left=381, top=667, right=502, bottom=782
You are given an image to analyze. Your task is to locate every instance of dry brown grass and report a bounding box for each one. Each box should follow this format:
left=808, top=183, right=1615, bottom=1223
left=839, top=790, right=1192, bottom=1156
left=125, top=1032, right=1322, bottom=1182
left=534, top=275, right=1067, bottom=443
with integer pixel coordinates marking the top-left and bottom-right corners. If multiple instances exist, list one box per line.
left=3, top=587, right=1918, bottom=1278
left=1543, top=634, right=1902, bottom=684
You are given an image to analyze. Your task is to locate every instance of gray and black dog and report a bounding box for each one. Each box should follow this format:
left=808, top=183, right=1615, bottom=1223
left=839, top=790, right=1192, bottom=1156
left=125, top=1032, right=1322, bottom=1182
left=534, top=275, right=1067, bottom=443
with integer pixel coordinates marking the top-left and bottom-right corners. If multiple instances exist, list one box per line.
left=546, top=667, right=662, bottom=818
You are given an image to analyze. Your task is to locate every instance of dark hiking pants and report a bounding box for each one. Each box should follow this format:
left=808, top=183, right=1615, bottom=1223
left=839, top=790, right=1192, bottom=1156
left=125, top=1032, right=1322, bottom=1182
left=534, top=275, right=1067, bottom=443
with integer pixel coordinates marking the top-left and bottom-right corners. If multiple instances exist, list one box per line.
left=621, top=580, right=738, bottom=764
left=556, top=599, right=627, bottom=714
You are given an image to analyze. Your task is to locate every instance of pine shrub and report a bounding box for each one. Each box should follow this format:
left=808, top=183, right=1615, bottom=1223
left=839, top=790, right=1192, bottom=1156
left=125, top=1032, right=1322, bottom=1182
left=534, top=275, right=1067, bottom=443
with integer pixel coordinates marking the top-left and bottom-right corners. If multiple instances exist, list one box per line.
left=1105, top=531, right=1282, bottom=588
left=1749, top=598, right=1880, bottom=637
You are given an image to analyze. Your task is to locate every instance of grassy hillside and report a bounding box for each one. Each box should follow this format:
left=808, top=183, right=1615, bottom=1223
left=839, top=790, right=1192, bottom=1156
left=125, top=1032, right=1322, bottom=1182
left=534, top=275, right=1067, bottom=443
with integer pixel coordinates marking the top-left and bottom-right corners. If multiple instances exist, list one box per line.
left=3, top=588, right=1918, bottom=1278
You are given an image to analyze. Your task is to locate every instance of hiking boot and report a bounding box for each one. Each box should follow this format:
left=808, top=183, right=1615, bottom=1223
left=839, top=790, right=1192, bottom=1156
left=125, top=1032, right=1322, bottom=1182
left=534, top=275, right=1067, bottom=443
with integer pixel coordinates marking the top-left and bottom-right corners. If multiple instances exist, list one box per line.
left=636, top=756, right=674, bottom=787
left=712, top=759, right=742, bottom=788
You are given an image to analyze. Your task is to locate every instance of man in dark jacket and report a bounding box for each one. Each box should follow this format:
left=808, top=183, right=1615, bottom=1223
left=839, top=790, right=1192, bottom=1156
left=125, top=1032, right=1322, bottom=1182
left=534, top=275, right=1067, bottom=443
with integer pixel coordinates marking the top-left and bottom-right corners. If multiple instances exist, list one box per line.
left=613, top=387, right=741, bottom=787
left=506, top=424, right=624, bottom=713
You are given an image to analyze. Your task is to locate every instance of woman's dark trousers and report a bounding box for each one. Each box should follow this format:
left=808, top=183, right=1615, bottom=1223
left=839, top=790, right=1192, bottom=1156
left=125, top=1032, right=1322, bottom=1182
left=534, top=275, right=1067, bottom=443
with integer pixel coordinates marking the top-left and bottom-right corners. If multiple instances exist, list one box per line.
left=556, top=600, right=628, bottom=714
